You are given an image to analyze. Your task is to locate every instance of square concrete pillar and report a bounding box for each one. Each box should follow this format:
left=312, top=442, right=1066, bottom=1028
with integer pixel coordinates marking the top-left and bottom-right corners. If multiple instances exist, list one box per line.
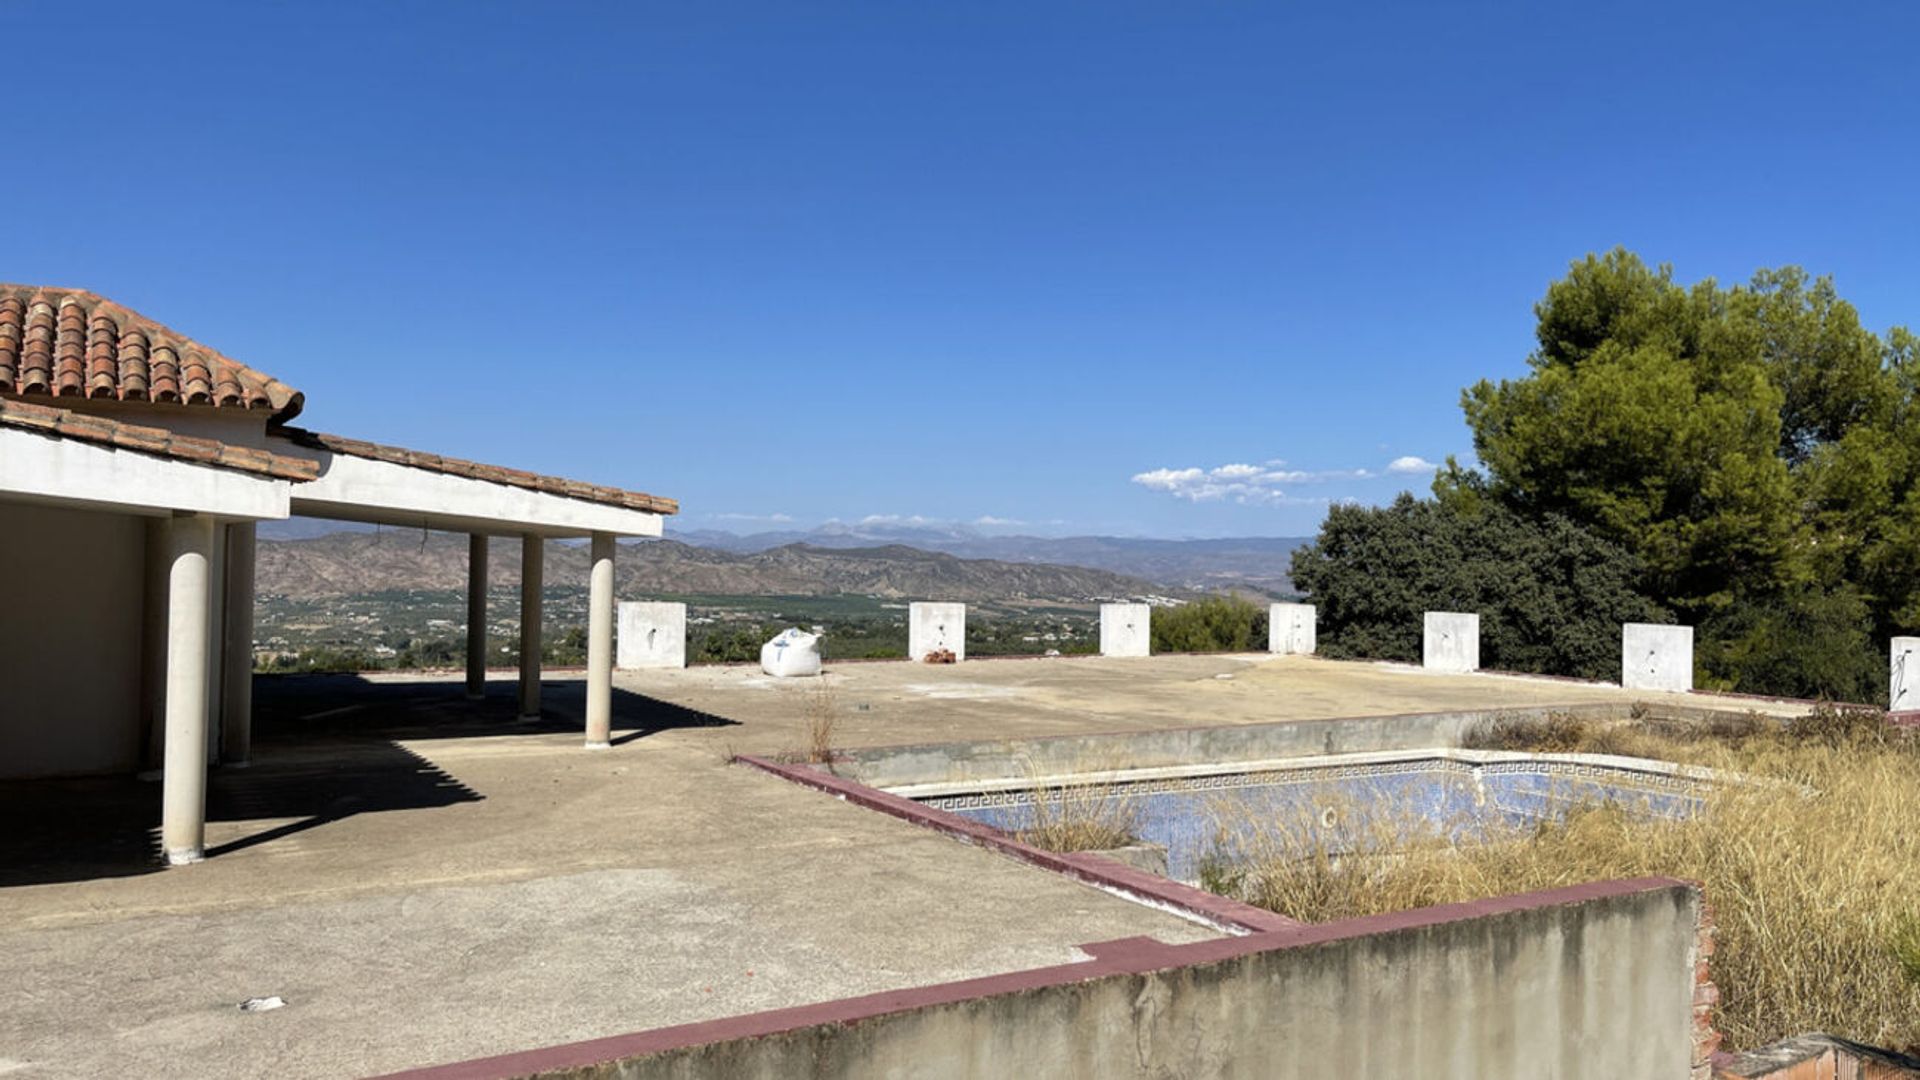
left=1622, top=623, right=1694, bottom=693
left=908, top=602, right=965, bottom=663
left=1893, top=637, right=1919, bottom=712
left=1269, top=603, right=1316, bottom=655
left=1423, top=612, right=1479, bottom=673
left=617, top=601, right=687, bottom=669
left=1099, top=603, right=1150, bottom=658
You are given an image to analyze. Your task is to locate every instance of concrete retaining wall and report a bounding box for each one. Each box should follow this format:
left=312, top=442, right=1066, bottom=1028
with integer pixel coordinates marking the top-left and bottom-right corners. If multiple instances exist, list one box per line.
left=826, top=703, right=1632, bottom=789
left=383, top=880, right=1706, bottom=1080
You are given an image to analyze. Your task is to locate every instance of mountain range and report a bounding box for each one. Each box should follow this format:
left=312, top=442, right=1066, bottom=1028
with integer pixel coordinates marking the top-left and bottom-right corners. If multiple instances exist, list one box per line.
left=254, top=531, right=1193, bottom=605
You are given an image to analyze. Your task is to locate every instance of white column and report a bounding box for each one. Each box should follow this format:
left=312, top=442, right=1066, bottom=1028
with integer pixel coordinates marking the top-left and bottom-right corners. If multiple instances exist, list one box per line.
left=139, top=517, right=169, bottom=774
left=519, top=535, right=543, bottom=720
left=1893, top=637, right=1919, bottom=712
left=161, top=513, right=216, bottom=866
left=1269, top=603, right=1316, bottom=655
left=908, top=602, right=966, bottom=662
left=1099, top=603, right=1151, bottom=657
left=618, top=602, right=688, bottom=669
left=1622, top=623, right=1693, bottom=693
left=1422, top=612, right=1480, bottom=673
left=585, top=532, right=615, bottom=749
left=219, top=522, right=256, bottom=766
left=466, top=534, right=488, bottom=700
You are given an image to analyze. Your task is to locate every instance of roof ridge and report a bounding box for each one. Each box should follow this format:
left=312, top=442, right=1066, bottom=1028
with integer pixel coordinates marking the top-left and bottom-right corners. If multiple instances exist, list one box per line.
left=0, top=284, right=303, bottom=422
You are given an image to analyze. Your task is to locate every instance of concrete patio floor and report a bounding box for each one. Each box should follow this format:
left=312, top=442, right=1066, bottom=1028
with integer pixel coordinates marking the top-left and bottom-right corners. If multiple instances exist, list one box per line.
left=0, top=653, right=1802, bottom=1079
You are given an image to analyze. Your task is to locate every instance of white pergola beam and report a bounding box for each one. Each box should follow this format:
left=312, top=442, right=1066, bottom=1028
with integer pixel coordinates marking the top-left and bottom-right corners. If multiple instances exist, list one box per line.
left=0, top=427, right=289, bottom=520
left=284, top=451, right=663, bottom=538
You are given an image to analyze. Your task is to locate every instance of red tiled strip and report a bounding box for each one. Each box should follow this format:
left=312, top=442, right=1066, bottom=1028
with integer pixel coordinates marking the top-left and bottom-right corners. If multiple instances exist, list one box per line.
left=276, top=427, right=677, bottom=515
left=737, top=754, right=1300, bottom=934
left=0, top=397, right=318, bottom=481
left=371, top=875, right=1693, bottom=1080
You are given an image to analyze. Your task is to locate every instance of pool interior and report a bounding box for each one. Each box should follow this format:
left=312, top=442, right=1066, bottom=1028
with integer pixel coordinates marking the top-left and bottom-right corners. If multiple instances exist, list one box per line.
left=911, top=753, right=1709, bottom=883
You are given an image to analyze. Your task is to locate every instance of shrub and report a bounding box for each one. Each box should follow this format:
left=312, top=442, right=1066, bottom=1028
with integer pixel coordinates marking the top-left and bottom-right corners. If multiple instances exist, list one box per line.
left=1151, top=595, right=1266, bottom=653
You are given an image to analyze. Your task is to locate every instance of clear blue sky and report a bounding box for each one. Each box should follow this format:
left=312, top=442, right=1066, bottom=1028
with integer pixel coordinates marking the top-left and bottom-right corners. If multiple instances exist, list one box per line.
left=5, top=2, right=1915, bottom=538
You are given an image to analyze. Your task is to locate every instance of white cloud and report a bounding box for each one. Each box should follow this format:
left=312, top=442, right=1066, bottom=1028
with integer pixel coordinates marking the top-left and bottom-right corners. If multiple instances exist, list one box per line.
left=973, top=515, right=1024, bottom=527
left=1133, top=465, right=1307, bottom=505
left=712, top=511, right=795, bottom=523
left=1386, top=456, right=1438, bottom=474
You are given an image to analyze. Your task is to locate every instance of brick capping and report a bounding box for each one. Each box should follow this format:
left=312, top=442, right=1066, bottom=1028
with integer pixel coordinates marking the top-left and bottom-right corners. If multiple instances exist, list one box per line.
left=0, top=284, right=302, bottom=420
left=371, top=875, right=1699, bottom=1080
left=274, top=427, right=678, bottom=516
left=738, top=753, right=1299, bottom=934
left=0, top=397, right=318, bottom=481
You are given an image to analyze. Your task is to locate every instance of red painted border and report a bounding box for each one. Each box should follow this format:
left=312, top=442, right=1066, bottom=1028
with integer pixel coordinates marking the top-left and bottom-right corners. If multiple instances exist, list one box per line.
left=372, top=876, right=1690, bottom=1080
left=738, top=754, right=1301, bottom=934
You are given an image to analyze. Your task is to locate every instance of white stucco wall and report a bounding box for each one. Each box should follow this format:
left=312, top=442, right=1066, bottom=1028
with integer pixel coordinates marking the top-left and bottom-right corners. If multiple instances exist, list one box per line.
left=1099, top=603, right=1151, bottom=658
left=908, top=603, right=966, bottom=663
left=1423, top=612, right=1480, bottom=673
left=1269, top=603, right=1316, bottom=655
left=0, top=501, right=148, bottom=777
left=617, top=601, right=687, bottom=669
left=1622, top=623, right=1693, bottom=693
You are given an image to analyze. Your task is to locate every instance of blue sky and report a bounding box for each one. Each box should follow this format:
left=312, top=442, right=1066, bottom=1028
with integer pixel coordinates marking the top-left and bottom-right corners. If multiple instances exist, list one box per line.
left=5, top=2, right=1916, bottom=538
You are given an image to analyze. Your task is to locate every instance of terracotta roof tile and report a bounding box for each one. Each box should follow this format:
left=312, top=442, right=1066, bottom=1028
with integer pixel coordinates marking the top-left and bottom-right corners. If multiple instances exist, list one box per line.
left=0, top=398, right=318, bottom=482
left=0, top=285, right=303, bottom=420
left=279, top=428, right=678, bottom=515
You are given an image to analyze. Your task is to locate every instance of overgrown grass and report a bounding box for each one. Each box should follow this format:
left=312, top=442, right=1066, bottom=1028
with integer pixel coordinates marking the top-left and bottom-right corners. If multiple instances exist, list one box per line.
left=1206, top=708, right=1920, bottom=1053
left=801, top=681, right=839, bottom=765
left=1014, top=770, right=1144, bottom=854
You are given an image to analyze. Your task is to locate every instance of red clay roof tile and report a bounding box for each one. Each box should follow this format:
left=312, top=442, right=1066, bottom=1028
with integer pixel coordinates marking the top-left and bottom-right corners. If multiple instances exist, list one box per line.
left=0, top=285, right=302, bottom=420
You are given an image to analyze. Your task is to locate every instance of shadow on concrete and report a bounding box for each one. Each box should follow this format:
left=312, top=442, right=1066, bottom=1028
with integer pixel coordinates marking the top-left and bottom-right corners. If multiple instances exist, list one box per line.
left=0, top=674, right=737, bottom=889
left=252, top=673, right=740, bottom=743
left=0, top=739, right=480, bottom=888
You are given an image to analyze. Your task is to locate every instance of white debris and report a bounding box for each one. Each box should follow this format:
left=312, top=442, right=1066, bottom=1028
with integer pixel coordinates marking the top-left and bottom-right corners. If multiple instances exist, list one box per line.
left=238, top=996, right=285, bottom=1012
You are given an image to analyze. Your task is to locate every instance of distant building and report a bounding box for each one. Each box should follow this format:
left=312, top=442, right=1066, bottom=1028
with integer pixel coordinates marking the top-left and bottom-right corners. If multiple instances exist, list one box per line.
left=0, top=285, right=676, bottom=864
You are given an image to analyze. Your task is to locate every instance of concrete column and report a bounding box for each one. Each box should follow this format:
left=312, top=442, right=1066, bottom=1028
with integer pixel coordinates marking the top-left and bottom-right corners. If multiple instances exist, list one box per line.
left=908, top=602, right=966, bottom=662
left=1893, top=637, right=1919, bottom=713
left=519, top=535, right=543, bottom=720
left=466, top=534, right=488, bottom=700
left=1099, top=603, right=1151, bottom=657
left=1622, top=623, right=1693, bottom=693
left=618, top=601, right=688, bottom=669
left=139, top=517, right=169, bottom=774
left=585, top=532, right=615, bottom=749
left=1269, top=603, right=1316, bottom=655
left=161, top=513, right=216, bottom=866
left=219, top=522, right=256, bottom=766
left=1422, top=611, right=1480, bottom=673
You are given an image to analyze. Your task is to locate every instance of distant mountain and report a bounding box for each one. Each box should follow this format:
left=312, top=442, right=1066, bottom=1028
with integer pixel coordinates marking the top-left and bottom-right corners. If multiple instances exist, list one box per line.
left=255, top=531, right=1185, bottom=605
left=670, top=523, right=1310, bottom=594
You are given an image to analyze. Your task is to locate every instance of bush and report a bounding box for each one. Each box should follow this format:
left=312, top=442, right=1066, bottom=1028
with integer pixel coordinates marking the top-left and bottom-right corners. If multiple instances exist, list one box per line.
left=1150, top=595, right=1266, bottom=653
left=1290, top=494, right=1666, bottom=679
left=1698, top=587, right=1886, bottom=705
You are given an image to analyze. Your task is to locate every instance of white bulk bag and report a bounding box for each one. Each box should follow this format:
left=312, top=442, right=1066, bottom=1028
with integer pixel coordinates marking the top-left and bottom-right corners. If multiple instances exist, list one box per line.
left=760, top=628, right=823, bottom=678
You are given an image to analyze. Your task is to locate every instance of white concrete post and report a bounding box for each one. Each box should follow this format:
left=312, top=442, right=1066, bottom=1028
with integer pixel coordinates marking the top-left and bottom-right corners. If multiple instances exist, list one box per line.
left=617, top=601, right=687, bottom=669
left=1622, top=623, right=1693, bottom=693
left=140, top=517, right=169, bottom=773
left=1422, top=612, right=1480, bottom=673
left=584, top=532, right=615, bottom=749
left=519, top=535, right=543, bottom=720
left=1893, top=637, right=1919, bottom=712
left=219, top=522, right=256, bottom=766
left=1269, top=603, right=1316, bottom=655
left=1099, top=603, right=1151, bottom=657
left=908, top=602, right=966, bottom=662
left=465, top=534, right=488, bottom=700
left=161, top=513, right=216, bottom=865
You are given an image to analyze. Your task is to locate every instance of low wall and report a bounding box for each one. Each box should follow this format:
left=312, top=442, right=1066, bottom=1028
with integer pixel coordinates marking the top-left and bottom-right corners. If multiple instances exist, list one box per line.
left=382, top=879, right=1709, bottom=1080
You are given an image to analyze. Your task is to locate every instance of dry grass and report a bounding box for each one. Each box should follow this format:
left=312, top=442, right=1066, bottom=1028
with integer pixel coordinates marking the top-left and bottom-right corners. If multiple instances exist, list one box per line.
left=801, top=681, right=839, bottom=765
left=1013, top=759, right=1144, bottom=853
left=1208, top=709, right=1920, bottom=1054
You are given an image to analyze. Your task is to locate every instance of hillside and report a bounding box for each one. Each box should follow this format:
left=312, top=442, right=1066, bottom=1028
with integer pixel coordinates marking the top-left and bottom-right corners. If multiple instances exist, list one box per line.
left=254, top=531, right=1184, bottom=604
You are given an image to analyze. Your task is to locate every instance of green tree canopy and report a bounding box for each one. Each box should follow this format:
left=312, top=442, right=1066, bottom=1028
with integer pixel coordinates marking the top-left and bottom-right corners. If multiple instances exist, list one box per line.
left=1455, top=249, right=1919, bottom=635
